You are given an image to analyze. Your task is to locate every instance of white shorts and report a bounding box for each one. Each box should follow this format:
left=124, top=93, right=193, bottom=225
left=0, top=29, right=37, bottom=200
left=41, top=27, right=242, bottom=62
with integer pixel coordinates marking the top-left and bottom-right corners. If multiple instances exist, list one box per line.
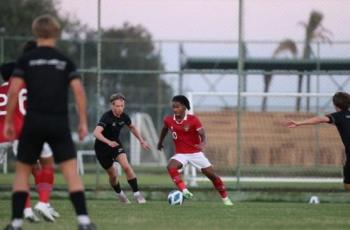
left=12, top=141, right=53, bottom=158
left=170, top=152, right=212, bottom=170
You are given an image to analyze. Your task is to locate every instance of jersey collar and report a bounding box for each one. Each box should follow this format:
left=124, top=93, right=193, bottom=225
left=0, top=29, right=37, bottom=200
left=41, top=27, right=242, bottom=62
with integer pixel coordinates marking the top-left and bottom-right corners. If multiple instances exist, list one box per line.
left=173, top=112, right=188, bottom=124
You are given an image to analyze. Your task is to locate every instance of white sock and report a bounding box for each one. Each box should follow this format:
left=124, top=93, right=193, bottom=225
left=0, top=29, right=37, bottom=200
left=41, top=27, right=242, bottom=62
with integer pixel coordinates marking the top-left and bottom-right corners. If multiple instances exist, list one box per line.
left=11, top=219, right=23, bottom=228
left=134, top=191, right=140, bottom=196
left=77, top=215, right=91, bottom=225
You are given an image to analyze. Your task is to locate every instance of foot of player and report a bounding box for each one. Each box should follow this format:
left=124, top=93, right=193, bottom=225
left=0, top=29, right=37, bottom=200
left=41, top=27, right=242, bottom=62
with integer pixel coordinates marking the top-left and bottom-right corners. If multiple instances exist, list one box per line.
left=24, top=202, right=60, bottom=222
left=182, top=189, right=233, bottom=206
left=222, top=197, right=234, bottom=206
left=117, top=191, right=147, bottom=204
left=182, top=189, right=194, bottom=199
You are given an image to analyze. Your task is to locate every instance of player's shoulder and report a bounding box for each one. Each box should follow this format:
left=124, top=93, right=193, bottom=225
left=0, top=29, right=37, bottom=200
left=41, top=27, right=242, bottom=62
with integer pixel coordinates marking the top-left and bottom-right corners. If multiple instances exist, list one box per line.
left=121, top=112, right=131, bottom=119
left=101, top=110, right=113, bottom=119
left=187, top=114, right=200, bottom=121
left=164, top=115, right=173, bottom=122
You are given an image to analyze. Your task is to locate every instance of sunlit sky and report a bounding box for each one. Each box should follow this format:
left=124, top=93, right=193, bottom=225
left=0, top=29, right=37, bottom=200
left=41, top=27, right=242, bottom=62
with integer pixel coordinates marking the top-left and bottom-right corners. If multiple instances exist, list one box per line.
left=57, top=0, right=350, bottom=97
left=58, top=0, right=350, bottom=41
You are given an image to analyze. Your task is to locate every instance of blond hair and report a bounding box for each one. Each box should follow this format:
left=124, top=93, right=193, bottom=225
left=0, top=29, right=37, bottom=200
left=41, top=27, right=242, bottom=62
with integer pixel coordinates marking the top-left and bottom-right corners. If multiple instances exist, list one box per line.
left=32, top=14, right=61, bottom=39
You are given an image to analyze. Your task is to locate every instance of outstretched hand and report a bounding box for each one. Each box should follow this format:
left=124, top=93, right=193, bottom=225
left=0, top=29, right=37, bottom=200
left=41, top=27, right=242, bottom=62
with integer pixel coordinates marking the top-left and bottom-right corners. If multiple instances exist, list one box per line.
left=78, top=123, right=88, bottom=141
left=285, top=120, right=298, bottom=128
left=108, top=141, right=119, bottom=148
left=3, top=122, right=16, bottom=141
left=195, top=142, right=206, bottom=150
left=141, top=141, right=150, bottom=150
left=157, top=142, right=163, bottom=151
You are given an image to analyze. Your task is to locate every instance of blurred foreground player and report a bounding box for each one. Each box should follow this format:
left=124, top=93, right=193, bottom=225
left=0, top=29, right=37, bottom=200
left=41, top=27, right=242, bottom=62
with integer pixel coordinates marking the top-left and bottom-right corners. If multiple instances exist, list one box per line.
left=0, top=42, right=59, bottom=223
left=3, top=15, right=95, bottom=230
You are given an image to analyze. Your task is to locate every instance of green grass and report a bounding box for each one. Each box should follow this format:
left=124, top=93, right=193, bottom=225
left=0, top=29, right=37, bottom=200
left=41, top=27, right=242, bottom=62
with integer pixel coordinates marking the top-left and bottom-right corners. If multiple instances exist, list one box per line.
left=0, top=172, right=345, bottom=191
left=1, top=200, right=350, bottom=230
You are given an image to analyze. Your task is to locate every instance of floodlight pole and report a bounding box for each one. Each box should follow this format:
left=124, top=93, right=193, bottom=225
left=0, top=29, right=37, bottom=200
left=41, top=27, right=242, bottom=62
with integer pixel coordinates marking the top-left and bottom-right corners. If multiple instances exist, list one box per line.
left=95, top=0, right=102, bottom=194
left=97, top=0, right=102, bottom=117
left=236, top=0, right=244, bottom=190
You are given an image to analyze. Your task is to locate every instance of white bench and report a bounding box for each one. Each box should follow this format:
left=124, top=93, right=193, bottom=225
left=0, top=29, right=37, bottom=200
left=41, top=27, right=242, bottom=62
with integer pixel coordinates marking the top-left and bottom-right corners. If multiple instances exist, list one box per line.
left=0, top=152, right=7, bottom=174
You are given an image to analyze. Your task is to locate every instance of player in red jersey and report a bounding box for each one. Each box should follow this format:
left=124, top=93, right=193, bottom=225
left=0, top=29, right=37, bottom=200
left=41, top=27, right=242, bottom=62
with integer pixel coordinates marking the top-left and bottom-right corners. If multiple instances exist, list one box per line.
left=0, top=43, right=59, bottom=223
left=157, top=95, right=233, bottom=205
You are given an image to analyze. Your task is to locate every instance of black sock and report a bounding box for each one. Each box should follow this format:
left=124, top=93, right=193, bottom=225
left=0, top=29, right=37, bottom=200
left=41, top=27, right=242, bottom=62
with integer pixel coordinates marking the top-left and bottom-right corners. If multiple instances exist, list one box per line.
left=12, top=191, right=28, bottom=219
left=112, top=182, right=121, bottom=194
left=69, top=191, right=88, bottom=215
left=127, top=178, right=139, bottom=192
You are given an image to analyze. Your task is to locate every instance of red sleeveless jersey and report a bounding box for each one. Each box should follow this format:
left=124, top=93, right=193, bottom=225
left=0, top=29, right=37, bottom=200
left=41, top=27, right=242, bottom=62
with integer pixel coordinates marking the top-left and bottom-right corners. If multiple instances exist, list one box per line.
left=0, top=81, right=27, bottom=143
left=164, top=114, right=203, bottom=154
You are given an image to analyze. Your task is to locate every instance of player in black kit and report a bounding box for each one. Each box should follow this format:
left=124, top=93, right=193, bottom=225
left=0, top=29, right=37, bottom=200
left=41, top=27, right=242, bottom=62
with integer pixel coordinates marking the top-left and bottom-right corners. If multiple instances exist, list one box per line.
left=286, top=92, right=350, bottom=191
left=94, top=93, right=149, bottom=204
left=3, top=15, right=95, bottom=230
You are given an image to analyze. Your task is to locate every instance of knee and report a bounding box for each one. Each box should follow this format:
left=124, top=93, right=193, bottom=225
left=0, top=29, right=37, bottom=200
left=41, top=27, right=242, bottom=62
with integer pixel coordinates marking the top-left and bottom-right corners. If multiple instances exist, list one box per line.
left=109, top=174, right=116, bottom=181
left=203, top=170, right=217, bottom=181
left=121, top=164, right=133, bottom=174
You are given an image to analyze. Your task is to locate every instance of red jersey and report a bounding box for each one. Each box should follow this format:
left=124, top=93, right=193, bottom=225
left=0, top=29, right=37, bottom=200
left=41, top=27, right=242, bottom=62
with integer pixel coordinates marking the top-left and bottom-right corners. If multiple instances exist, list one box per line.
left=0, top=81, right=27, bottom=143
left=164, top=114, right=203, bottom=154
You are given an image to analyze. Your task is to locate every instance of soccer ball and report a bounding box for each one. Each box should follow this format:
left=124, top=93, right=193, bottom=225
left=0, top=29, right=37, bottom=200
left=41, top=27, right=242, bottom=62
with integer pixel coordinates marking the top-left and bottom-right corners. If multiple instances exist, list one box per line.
left=167, top=190, right=183, bottom=205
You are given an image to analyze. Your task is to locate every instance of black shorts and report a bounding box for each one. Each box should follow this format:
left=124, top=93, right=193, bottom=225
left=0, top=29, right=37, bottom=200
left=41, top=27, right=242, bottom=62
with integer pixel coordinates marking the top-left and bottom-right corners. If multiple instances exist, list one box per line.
left=94, top=142, right=126, bottom=170
left=17, top=113, right=76, bottom=165
left=343, top=160, right=350, bottom=184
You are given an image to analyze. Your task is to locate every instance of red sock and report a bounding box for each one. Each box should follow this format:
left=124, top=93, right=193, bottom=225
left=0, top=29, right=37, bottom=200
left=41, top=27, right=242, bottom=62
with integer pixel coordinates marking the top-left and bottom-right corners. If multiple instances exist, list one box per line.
left=167, top=168, right=186, bottom=191
left=212, top=176, right=228, bottom=198
left=25, top=194, right=31, bottom=208
left=35, top=166, right=54, bottom=203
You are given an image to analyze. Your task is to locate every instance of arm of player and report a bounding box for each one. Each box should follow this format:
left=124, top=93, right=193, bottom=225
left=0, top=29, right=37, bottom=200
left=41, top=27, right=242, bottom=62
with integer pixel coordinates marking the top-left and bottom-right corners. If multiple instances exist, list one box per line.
left=157, top=126, right=168, bottom=151
left=128, top=124, right=150, bottom=150
left=70, top=79, right=88, bottom=141
left=4, top=77, right=24, bottom=140
left=196, top=128, right=207, bottom=149
left=285, top=116, right=330, bottom=128
left=93, top=126, right=118, bottom=147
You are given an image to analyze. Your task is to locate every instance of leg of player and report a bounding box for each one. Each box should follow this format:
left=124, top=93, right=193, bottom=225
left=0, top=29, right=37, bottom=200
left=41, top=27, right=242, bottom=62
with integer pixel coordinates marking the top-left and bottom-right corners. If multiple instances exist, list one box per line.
left=201, top=166, right=233, bottom=206
left=7, top=141, right=39, bottom=223
left=23, top=167, right=40, bottom=223
left=344, top=184, right=350, bottom=191
left=106, top=164, right=130, bottom=204
left=117, top=153, right=146, bottom=204
left=343, top=163, right=350, bottom=192
left=5, top=162, right=32, bottom=230
left=60, top=158, right=95, bottom=230
left=167, top=159, right=193, bottom=199
left=33, top=156, right=58, bottom=222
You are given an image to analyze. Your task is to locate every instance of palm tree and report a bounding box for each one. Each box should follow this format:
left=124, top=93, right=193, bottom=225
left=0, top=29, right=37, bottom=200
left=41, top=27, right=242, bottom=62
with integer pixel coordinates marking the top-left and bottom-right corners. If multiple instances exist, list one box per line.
left=296, top=11, right=331, bottom=111
left=261, top=11, right=331, bottom=112
left=262, top=39, right=297, bottom=111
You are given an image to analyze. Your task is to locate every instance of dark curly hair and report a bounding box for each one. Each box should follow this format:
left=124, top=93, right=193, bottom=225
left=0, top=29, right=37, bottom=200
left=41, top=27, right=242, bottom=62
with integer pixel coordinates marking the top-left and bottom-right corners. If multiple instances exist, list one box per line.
left=172, top=95, right=190, bottom=110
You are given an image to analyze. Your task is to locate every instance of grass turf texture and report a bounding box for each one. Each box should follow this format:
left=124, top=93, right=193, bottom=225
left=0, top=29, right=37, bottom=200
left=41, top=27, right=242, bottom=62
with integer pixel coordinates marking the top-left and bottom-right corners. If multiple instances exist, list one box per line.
left=1, top=200, right=350, bottom=230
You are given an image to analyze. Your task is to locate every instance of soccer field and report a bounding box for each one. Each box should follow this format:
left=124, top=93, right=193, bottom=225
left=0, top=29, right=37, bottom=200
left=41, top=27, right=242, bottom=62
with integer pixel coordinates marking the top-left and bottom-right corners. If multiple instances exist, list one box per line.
left=1, top=200, right=350, bottom=230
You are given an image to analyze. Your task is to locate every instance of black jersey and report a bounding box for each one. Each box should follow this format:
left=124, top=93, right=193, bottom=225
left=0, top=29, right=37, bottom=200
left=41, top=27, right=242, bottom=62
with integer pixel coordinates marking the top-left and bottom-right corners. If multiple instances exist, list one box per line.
left=327, top=110, right=350, bottom=154
left=12, top=46, right=80, bottom=116
left=96, top=110, right=131, bottom=144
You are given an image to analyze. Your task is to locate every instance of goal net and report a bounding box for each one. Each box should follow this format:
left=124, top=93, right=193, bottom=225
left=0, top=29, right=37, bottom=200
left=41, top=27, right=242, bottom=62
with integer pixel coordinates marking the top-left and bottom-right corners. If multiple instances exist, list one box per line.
left=184, top=92, right=343, bottom=186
